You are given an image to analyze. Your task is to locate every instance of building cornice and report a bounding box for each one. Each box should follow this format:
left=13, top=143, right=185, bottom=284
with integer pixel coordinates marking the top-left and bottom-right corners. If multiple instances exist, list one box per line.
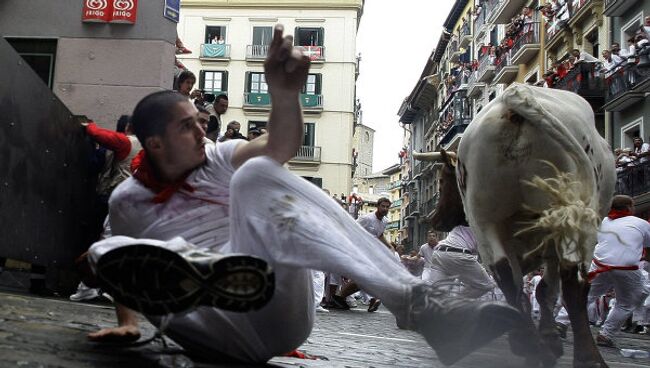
left=182, top=0, right=363, bottom=11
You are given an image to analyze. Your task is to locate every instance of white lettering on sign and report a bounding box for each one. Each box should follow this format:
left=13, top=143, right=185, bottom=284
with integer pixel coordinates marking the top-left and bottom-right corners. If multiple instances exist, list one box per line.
left=114, top=0, right=134, bottom=11
left=86, top=0, right=108, bottom=10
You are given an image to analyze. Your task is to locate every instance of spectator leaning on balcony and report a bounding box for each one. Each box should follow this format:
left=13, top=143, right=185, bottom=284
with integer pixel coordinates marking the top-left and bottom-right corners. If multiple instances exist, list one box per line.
left=631, top=137, right=650, bottom=164
left=601, top=49, right=624, bottom=78
left=614, top=148, right=634, bottom=172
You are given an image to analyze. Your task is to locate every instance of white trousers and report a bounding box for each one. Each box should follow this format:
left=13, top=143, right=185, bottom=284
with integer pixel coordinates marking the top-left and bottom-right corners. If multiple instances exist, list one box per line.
left=89, top=156, right=420, bottom=362
left=588, top=268, right=649, bottom=338
left=422, top=252, right=495, bottom=298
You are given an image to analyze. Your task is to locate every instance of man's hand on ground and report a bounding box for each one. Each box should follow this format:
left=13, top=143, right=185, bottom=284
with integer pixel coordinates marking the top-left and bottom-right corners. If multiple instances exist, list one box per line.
left=87, top=325, right=141, bottom=343
left=264, top=24, right=310, bottom=96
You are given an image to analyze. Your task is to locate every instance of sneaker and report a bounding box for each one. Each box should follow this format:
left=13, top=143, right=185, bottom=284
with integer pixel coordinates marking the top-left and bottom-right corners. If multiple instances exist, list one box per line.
left=596, top=334, right=615, bottom=347
left=330, top=294, right=350, bottom=310
left=409, top=284, right=520, bottom=366
left=315, top=305, right=330, bottom=313
left=69, top=282, right=100, bottom=302
left=174, top=59, right=186, bottom=70
left=368, top=298, right=381, bottom=313
left=95, top=243, right=274, bottom=315
left=175, top=46, right=192, bottom=54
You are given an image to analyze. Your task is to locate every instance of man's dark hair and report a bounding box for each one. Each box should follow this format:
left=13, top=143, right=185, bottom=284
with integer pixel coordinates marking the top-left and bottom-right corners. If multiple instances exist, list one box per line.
left=611, top=195, right=633, bottom=211
left=176, top=70, right=196, bottom=90
left=215, top=94, right=229, bottom=103
left=377, top=197, right=391, bottom=207
left=197, top=106, right=209, bottom=114
left=226, top=121, right=240, bottom=130
left=130, top=91, right=188, bottom=147
left=116, top=115, right=130, bottom=133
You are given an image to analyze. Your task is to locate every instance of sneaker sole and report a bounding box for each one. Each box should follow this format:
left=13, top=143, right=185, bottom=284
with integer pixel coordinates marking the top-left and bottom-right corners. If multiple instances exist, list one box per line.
left=95, top=244, right=274, bottom=315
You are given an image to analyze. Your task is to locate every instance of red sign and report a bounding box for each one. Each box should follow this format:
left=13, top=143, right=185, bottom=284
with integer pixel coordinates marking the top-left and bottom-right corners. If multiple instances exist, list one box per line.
left=82, top=0, right=112, bottom=23
left=110, top=0, right=137, bottom=24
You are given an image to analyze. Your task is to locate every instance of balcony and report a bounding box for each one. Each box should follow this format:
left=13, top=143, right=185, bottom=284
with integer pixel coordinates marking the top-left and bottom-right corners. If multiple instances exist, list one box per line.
left=437, top=90, right=472, bottom=149
left=476, top=53, right=495, bottom=83
left=295, top=46, right=325, bottom=62
left=493, top=51, right=518, bottom=85
left=568, top=0, right=602, bottom=28
left=421, top=193, right=439, bottom=218
left=604, top=0, right=639, bottom=16
left=291, top=145, right=321, bottom=163
left=390, top=198, right=403, bottom=208
left=489, top=0, right=527, bottom=24
left=199, top=44, right=231, bottom=60
left=474, top=7, right=488, bottom=40
left=616, top=160, right=650, bottom=197
left=467, top=70, right=486, bottom=97
left=552, top=63, right=605, bottom=106
left=604, top=63, right=650, bottom=112
left=387, top=180, right=403, bottom=190
left=243, top=92, right=270, bottom=111
left=386, top=220, right=400, bottom=231
left=246, top=45, right=269, bottom=60
left=484, top=0, right=502, bottom=23
left=300, top=94, right=323, bottom=113
left=405, top=200, right=419, bottom=219
left=510, top=23, right=541, bottom=65
left=545, top=2, right=570, bottom=44
left=459, top=21, right=472, bottom=48
left=449, top=40, right=462, bottom=62
left=412, top=162, right=423, bottom=180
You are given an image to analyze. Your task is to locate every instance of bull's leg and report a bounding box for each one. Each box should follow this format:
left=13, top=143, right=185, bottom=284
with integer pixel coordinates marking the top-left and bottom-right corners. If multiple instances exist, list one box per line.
left=560, top=264, right=608, bottom=368
left=535, top=258, right=563, bottom=363
left=492, top=258, right=551, bottom=367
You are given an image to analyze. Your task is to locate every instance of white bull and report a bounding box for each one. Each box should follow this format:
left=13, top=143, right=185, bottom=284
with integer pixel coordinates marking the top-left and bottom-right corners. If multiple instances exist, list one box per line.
left=415, top=83, right=615, bottom=368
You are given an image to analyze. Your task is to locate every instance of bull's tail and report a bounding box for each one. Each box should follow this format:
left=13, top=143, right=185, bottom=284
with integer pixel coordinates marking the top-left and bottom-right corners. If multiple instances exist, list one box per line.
left=515, top=162, right=600, bottom=264
left=502, top=84, right=600, bottom=264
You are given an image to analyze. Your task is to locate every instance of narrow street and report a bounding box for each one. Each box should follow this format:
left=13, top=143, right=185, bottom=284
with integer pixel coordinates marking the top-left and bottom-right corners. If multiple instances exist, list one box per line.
left=1, top=290, right=649, bottom=368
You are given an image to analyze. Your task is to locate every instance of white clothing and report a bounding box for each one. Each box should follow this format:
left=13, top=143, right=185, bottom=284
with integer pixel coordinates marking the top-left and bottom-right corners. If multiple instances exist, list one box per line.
left=436, top=225, right=478, bottom=253
left=593, top=216, right=650, bottom=267
left=602, top=54, right=623, bottom=77
left=635, top=142, right=650, bottom=164
left=90, top=150, right=420, bottom=362
left=356, top=212, right=387, bottom=238
left=419, top=243, right=436, bottom=269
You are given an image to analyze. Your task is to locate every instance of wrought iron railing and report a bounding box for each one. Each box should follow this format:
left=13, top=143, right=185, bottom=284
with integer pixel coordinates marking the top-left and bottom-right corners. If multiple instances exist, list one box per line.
left=616, top=160, right=650, bottom=197
left=293, top=145, right=321, bottom=162
left=511, top=22, right=540, bottom=57
left=200, top=44, right=231, bottom=58
left=407, top=200, right=419, bottom=216
left=244, top=92, right=271, bottom=106
left=552, top=63, right=605, bottom=98
left=473, top=7, right=487, bottom=36
left=606, top=63, right=650, bottom=102
left=494, top=50, right=512, bottom=76
left=459, top=21, right=471, bottom=41
left=386, top=220, right=400, bottom=231
left=247, top=44, right=270, bottom=59
left=295, top=45, right=325, bottom=61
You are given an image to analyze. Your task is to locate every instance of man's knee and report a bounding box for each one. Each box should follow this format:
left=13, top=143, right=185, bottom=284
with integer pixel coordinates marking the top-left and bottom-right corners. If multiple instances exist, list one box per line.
left=231, top=156, right=282, bottom=193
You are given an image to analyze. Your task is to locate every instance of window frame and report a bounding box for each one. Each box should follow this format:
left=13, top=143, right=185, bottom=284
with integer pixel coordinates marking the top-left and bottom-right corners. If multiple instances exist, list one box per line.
left=205, top=26, right=227, bottom=44
left=199, top=70, right=228, bottom=94
left=252, top=26, right=274, bottom=46
left=246, top=72, right=268, bottom=94
left=302, top=73, right=322, bottom=95
left=294, top=27, right=324, bottom=47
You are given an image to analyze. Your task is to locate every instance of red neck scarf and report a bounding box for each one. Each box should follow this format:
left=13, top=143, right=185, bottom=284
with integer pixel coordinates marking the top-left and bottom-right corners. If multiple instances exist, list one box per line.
left=131, top=150, right=195, bottom=203
left=607, top=209, right=632, bottom=220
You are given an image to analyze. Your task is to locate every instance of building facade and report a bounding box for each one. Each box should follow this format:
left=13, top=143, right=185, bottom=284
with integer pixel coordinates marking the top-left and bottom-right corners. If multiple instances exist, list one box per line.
left=352, top=123, right=375, bottom=178
left=398, top=0, right=650, bottom=246
left=179, top=0, right=364, bottom=195
left=1, top=1, right=177, bottom=128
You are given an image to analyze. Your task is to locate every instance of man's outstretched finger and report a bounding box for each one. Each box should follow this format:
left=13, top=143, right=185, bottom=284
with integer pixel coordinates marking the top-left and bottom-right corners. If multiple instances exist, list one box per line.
left=271, top=24, right=284, bottom=48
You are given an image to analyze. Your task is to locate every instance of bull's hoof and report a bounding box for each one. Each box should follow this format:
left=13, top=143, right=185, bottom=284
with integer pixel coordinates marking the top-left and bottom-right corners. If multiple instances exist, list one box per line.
left=540, top=331, right=564, bottom=359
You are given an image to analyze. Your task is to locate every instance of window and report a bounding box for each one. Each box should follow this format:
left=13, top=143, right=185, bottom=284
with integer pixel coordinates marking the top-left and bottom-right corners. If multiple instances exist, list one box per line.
left=302, top=176, right=323, bottom=188
left=199, top=71, right=228, bottom=93
left=295, top=27, right=324, bottom=46
left=248, top=121, right=267, bottom=131
left=253, top=26, right=273, bottom=45
left=621, top=13, right=644, bottom=45
left=364, top=131, right=370, bottom=143
left=369, top=186, right=374, bottom=195
left=247, top=72, right=268, bottom=93
left=303, top=123, right=315, bottom=146
left=302, top=74, right=322, bottom=95
left=205, top=26, right=226, bottom=44
left=621, top=118, right=644, bottom=150
left=6, top=38, right=57, bottom=89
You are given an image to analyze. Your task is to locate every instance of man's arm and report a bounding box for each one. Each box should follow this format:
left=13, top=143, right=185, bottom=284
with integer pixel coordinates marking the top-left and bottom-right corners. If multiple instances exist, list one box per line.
left=231, top=25, right=310, bottom=169
left=378, top=233, right=395, bottom=251
left=83, top=122, right=132, bottom=161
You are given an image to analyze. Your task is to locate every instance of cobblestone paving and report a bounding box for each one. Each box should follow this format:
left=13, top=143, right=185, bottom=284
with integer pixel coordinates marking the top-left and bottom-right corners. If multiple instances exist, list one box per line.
left=1, top=291, right=649, bottom=368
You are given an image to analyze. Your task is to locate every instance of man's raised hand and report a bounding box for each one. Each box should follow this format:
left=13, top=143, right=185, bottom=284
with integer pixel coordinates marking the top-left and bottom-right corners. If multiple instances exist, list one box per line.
left=264, top=25, right=310, bottom=96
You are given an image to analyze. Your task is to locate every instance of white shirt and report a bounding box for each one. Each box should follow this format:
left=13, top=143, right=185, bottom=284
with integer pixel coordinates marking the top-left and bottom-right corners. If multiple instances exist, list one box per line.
left=602, top=54, right=623, bottom=77
left=594, top=216, right=650, bottom=266
left=419, top=243, right=436, bottom=268
left=635, top=142, right=650, bottom=163
left=437, top=225, right=478, bottom=252
left=108, top=140, right=242, bottom=251
left=356, top=212, right=387, bottom=238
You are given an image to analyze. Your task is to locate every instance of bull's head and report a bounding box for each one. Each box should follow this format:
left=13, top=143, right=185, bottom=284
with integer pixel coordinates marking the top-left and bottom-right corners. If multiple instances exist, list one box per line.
left=412, top=149, right=468, bottom=232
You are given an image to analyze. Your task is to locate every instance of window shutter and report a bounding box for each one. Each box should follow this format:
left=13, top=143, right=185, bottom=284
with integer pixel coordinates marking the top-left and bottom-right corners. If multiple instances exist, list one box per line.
left=199, top=70, right=206, bottom=90
left=313, top=178, right=323, bottom=188
left=222, top=71, right=228, bottom=92
left=245, top=72, right=251, bottom=92
left=318, top=27, right=324, bottom=46
left=316, top=74, right=322, bottom=95
left=294, top=27, right=299, bottom=46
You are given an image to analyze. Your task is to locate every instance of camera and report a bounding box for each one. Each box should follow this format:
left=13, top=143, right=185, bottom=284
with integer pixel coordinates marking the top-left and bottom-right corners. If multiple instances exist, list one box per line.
left=203, top=93, right=216, bottom=103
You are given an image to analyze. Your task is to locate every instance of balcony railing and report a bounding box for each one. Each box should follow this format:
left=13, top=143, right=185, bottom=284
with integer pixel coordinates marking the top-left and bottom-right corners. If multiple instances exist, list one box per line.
left=476, top=53, right=496, bottom=82
left=459, top=21, right=472, bottom=47
left=421, top=193, right=439, bottom=216
left=473, top=7, right=487, bottom=39
left=616, top=160, right=650, bottom=197
left=552, top=62, right=605, bottom=100
left=605, top=63, right=650, bottom=111
left=293, top=145, right=321, bottom=162
left=300, top=94, right=323, bottom=109
left=244, top=92, right=271, bottom=107
left=510, top=22, right=540, bottom=65
left=605, top=0, right=639, bottom=17
left=295, top=46, right=325, bottom=61
left=412, top=162, right=422, bottom=178
left=246, top=45, right=269, bottom=60
left=387, top=180, right=402, bottom=190
left=200, top=44, right=231, bottom=59
left=406, top=200, right=419, bottom=217
left=484, top=0, right=502, bottom=21
left=467, top=70, right=485, bottom=97
left=386, top=220, right=400, bottom=231
left=390, top=198, right=403, bottom=208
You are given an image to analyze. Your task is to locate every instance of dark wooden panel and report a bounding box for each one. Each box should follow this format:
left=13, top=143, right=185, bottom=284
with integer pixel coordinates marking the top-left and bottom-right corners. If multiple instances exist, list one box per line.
left=0, top=37, right=96, bottom=290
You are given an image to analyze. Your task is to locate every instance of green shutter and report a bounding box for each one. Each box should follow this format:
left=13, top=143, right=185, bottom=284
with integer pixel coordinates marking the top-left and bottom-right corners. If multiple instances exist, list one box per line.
left=199, top=70, right=205, bottom=90
left=222, top=71, right=228, bottom=92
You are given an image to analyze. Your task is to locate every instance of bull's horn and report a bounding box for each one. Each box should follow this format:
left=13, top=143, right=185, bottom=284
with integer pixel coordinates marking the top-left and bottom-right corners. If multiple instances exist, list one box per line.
left=412, top=151, right=457, bottom=161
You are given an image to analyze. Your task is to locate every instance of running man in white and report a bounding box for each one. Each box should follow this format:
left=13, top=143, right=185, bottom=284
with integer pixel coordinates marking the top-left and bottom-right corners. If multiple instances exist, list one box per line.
left=419, top=230, right=438, bottom=282
left=86, top=25, right=518, bottom=366
left=425, top=225, right=495, bottom=298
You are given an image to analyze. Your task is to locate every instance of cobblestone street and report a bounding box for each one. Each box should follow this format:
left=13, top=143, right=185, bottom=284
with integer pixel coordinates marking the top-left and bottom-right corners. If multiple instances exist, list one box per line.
left=1, top=291, right=650, bottom=368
